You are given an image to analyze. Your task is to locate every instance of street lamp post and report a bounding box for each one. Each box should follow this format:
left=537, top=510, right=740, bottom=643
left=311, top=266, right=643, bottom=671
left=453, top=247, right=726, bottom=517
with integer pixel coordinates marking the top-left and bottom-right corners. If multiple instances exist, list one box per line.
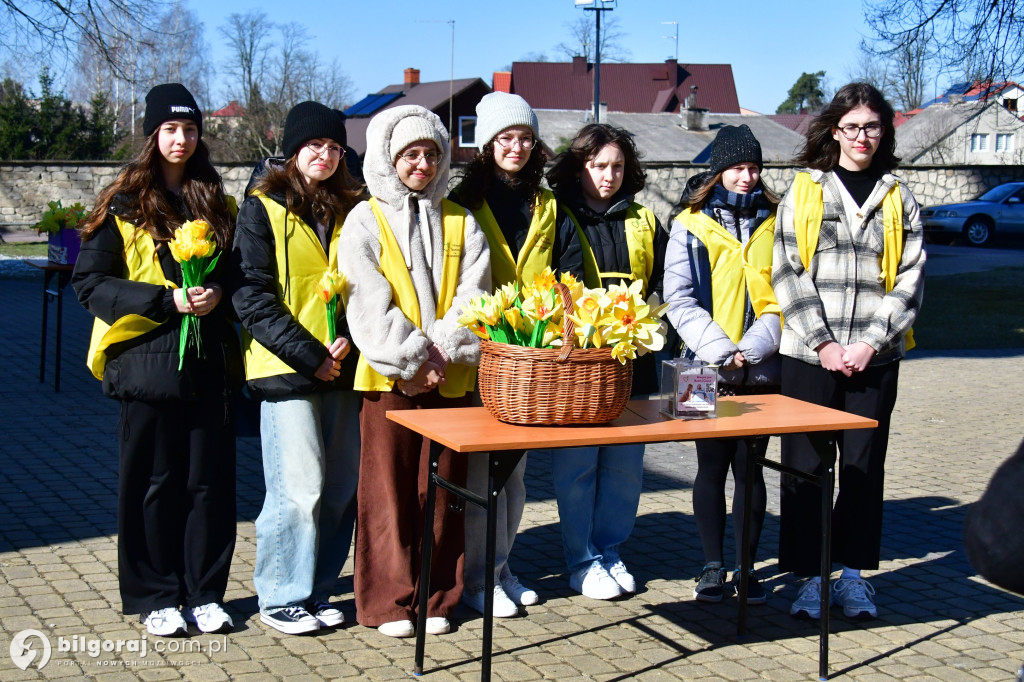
left=575, top=0, right=616, bottom=123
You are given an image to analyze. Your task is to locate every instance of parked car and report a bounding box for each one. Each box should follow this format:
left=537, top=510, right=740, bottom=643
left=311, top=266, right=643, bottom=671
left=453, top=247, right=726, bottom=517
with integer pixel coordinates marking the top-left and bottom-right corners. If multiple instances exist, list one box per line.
left=921, top=182, right=1024, bottom=246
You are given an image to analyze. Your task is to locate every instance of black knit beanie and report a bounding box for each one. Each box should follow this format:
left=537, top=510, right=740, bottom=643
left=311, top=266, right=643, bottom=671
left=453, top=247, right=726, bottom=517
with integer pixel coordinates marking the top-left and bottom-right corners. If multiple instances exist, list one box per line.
left=282, top=102, right=348, bottom=159
left=143, top=83, right=202, bottom=139
left=709, top=124, right=762, bottom=175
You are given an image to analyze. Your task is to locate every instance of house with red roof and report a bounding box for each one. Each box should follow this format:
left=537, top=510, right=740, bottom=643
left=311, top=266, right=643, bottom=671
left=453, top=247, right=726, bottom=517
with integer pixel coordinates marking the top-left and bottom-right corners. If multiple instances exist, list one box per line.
left=343, top=68, right=491, bottom=163
left=503, top=57, right=740, bottom=115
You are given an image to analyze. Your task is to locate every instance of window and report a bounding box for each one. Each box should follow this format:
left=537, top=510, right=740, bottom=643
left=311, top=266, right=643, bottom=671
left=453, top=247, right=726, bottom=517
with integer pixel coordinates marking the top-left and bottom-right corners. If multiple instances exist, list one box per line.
left=996, top=133, right=1014, bottom=152
left=458, top=116, right=476, bottom=148
left=971, top=133, right=990, bottom=152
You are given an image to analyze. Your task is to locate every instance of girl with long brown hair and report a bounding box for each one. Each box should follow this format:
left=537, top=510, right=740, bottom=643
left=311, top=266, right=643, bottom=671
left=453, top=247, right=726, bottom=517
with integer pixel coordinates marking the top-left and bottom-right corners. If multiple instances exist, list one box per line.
left=73, top=83, right=240, bottom=637
left=231, top=101, right=364, bottom=635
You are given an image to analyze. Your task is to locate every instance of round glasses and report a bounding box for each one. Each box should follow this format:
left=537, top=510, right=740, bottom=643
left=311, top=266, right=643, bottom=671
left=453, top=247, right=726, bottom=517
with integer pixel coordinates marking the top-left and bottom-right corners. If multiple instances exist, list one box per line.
left=494, top=135, right=537, bottom=150
left=836, top=123, right=884, bottom=140
left=306, top=141, right=345, bottom=157
left=400, top=151, right=440, bottom=166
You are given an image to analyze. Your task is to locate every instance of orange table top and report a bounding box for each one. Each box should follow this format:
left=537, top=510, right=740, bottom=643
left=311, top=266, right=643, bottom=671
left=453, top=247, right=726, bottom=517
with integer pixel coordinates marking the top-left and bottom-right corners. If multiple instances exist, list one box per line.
left=386, top=395, right=878, bottom=453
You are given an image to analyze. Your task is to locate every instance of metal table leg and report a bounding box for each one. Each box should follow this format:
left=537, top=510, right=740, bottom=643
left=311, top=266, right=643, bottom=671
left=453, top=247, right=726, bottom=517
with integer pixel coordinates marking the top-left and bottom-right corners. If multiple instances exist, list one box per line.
left=414, top=444, right=525, bottom=681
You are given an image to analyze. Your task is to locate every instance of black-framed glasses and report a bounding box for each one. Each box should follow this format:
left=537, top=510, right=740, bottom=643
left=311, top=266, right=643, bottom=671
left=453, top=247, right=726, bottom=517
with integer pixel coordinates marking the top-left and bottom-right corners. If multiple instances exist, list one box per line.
left=494, top=135, right=537, bottom=150
left=306, top=141, right=345, bottom=157
left=400, top=151, right=440, bottom=166
left=836, top=123, right=884, bottom=140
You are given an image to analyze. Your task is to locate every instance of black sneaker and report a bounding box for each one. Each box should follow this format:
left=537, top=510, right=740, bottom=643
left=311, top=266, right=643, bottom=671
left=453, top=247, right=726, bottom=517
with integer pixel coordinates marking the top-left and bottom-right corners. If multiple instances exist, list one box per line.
left=693, top=565, right=726, bottom=602
left=260, top=605, right=320, bottom=634
left=730, top=570, right=767, bottom=604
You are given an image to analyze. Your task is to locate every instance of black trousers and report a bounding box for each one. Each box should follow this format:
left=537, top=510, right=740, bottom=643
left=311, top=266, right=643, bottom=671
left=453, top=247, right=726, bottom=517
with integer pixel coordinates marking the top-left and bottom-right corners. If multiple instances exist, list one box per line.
left=778, top=356, right=899, bottom=576
left=117, top=394, right=236, bottom=614
left=693, top=437, right=768, bottom=568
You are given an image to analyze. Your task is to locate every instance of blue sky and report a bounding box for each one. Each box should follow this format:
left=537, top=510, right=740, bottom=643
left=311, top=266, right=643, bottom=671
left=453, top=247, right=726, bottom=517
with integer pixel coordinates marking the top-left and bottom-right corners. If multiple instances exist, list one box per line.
left=193, top=1, right=876, bottom=114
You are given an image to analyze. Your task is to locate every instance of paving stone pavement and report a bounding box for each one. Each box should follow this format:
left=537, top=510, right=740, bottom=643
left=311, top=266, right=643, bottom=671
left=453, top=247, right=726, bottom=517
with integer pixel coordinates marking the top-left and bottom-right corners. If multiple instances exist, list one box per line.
left=2, top=262, right=1023, bottom=681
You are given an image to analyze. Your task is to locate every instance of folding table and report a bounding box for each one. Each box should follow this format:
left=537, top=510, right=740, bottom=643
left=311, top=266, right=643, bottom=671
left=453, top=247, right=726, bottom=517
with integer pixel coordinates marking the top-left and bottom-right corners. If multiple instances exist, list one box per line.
left=387, top=394, right=877, bottom=681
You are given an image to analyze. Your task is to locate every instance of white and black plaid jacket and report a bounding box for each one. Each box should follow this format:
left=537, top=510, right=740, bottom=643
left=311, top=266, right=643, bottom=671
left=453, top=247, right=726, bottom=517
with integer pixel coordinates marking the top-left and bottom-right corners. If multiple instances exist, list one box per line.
left=771, top=169, right=926, bottom=366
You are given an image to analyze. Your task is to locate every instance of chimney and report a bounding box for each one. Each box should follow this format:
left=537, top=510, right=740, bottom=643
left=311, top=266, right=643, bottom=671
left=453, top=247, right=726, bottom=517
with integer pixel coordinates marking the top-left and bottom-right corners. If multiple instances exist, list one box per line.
left=493, top=71, right=512, bottom=93
left=572, top=56, right=588, bottom=75
left=948, top=93, right=964, bottom=105
left=404, top=68, right=420, bottom=86
left=666, top=58, right=678, bottom=90
left=681, top=85, right=709, bottom=131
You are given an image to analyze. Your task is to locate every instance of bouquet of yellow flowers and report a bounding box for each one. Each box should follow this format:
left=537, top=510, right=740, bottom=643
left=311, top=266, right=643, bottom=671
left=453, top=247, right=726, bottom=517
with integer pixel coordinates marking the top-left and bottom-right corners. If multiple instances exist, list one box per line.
left=167, top=219, right=220, bottom=370
left=315, top=270, right=347, bottom=344
left=458, top=269, right=668, bottom=365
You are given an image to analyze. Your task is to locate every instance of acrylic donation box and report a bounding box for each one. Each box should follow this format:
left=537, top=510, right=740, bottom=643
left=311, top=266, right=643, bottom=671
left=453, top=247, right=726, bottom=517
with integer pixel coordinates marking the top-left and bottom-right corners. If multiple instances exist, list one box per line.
left=660, top=359, right=718, bottom=420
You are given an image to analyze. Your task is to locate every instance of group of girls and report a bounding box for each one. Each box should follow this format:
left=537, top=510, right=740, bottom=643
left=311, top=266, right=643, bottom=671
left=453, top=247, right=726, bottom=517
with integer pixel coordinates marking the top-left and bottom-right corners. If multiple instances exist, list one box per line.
left=72, top=78, right=922, bottom=639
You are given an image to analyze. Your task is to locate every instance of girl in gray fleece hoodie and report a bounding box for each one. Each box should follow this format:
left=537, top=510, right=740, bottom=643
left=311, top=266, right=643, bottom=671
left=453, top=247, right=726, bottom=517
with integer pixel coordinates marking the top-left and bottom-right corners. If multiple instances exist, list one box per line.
left=339, top=105, right=490, bottom=638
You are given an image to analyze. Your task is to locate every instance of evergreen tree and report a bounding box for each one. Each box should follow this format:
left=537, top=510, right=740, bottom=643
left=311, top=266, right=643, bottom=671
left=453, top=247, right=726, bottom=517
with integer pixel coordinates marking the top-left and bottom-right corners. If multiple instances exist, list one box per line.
left=776, top=71, right=827, bottom=115
left=0, top=78, right=34, bottom=159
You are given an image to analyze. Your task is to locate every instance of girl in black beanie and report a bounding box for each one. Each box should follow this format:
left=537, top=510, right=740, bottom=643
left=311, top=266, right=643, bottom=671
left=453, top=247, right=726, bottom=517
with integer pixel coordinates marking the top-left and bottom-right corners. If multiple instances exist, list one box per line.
left=73, top=82, right=240, bottom=637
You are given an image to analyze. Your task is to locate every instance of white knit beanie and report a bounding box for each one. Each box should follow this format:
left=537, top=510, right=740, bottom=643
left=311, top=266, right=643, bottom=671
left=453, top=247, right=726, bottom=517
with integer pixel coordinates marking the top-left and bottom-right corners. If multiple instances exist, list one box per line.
left=475, top=92, right=539, bottom=151
left=389, top=115, right=445, bottom=163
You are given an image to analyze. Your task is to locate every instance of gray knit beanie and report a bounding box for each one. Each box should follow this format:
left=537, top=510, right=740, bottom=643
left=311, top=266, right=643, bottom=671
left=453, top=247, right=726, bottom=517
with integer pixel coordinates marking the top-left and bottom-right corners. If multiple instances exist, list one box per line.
left=389, top=115, right=445, bottom=163
left=475, top=92, right=539, bottom=151
left=709, top=124, right=762, bottom=175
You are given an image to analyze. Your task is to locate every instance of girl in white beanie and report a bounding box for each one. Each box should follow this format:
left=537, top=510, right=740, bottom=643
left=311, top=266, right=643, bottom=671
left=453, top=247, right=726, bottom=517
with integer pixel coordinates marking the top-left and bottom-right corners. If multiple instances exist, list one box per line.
left=450, top=91, right=584, bottom=617
left=340, top=105, right=490, bottom=638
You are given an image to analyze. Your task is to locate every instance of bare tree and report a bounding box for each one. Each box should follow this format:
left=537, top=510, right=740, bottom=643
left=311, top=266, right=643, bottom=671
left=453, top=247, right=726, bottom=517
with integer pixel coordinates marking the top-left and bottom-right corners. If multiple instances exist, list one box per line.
left=70, top=1, right=209, bottom=148
left=1, top=0, right=178, bottom=81
left=555, top=14, right=631, bottom=63
left=214, top=13, right=356, bottom=161
left=865, top=0, right=1024, bottom=86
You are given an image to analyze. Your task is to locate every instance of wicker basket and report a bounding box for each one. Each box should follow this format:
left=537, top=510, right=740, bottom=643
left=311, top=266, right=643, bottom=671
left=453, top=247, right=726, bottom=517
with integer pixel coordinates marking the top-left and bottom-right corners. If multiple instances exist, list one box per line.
left=476, top=283, right=633, bottom=425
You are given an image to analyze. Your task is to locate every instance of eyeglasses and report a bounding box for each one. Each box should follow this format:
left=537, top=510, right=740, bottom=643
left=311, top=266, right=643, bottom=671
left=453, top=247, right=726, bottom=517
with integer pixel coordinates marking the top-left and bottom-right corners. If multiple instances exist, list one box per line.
left=836, top=123, right=884, bottom=140
left=494, top=135, right=537, bottom=150
left=305, top=141, right=345, bottom=157
left=400, top=151, right=440, bottom=166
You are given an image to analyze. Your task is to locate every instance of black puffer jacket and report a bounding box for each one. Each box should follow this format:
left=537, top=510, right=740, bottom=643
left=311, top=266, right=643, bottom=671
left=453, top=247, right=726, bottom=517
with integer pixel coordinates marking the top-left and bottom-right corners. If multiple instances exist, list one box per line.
left=72, top=193, right=242, bottom=402
left=557, top=187, right=669, bottom=395
left=231, top=182, right=358, bottom=400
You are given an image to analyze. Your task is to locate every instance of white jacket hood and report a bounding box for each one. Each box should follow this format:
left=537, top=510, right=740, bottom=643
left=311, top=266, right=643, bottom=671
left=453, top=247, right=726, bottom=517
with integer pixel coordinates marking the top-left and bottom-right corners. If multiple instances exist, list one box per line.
left=363, top=105, right=451, bottom=267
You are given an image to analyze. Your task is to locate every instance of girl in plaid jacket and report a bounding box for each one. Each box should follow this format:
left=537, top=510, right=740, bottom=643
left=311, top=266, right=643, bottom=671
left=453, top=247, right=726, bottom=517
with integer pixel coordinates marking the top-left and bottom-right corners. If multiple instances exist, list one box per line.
left=772, top=82, right=925, bottom=621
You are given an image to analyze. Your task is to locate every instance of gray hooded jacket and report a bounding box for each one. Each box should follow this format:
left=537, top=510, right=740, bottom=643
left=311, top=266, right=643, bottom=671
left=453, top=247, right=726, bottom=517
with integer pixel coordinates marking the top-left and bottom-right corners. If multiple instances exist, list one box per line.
left=338, top=105, right=491, bottom=382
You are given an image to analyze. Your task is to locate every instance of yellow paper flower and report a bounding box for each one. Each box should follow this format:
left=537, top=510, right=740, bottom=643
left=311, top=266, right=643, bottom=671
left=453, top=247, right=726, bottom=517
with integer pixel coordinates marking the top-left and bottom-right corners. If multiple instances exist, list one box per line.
left=611, top=340, right=638, bottom=364
left=532, top=267, right=558, bottom=293
left=503, top=306, right=525, bottom=332
left=168, top=220, right=215, bottom=262
left=315, top=270, right=346, bottom=303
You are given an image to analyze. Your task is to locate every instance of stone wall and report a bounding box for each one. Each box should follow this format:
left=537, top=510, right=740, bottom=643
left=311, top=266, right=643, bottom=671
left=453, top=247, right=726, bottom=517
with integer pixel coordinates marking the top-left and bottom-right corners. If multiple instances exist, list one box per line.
left=4, top=160, right=1024, bottom=231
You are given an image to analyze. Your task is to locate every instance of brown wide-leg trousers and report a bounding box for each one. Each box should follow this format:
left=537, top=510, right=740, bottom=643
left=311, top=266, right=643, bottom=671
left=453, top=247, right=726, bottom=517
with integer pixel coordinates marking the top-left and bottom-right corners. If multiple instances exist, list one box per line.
left=355, top=389, right=469, bottom=627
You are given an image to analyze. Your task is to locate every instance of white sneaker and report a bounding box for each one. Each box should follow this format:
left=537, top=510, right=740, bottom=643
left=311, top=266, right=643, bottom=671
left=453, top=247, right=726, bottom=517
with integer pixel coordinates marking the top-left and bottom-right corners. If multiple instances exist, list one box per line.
left=500, top=572, right=539, bottom=607
left=569, top=562, right=624, bottom=600
left=462, top=584, right=518, bottom=617
left=604, top=560, right=637, bottom=594
left=832, top=577, right=877, bottom=619
left=184, top=603, right=233, bottom=633
left=377, top=619, right=415, bottom=638
left=789, top=579, right=822, bottom=619
left=309, top=600, right=344, bottom=627
left=142, top=607, right=187, bottom=637
left=425, top=617, right=451, bottom=634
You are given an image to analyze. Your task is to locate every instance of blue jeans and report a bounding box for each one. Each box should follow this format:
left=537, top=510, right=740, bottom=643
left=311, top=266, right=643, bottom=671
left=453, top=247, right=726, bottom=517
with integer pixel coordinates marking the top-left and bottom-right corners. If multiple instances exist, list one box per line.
left=254, top=390, right=360, bottom=614
left=549, top=443, right=645, bottom=574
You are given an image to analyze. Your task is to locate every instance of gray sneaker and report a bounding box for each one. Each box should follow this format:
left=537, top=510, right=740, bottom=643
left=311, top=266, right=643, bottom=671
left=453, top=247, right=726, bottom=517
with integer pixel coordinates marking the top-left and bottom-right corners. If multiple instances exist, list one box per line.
left=832, top=577, right=877, bottom=619
left=789, top=579, right=822, bottom=619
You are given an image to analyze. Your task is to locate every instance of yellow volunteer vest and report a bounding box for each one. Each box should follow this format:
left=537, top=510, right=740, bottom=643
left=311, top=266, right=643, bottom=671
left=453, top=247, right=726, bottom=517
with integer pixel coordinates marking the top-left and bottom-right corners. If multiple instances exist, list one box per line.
left=567, top=202, right=656, bottom=296
left=790, top=172, right=915, bottom=350
left=675, top=208, right=780, bottom=343
left=472, top=188, right=558, bottom=287
left=241, top=192, right=340, bottom=381
left=352, top=197, right=477, bottom=397
left=85, top=219, right=171, bottom=380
